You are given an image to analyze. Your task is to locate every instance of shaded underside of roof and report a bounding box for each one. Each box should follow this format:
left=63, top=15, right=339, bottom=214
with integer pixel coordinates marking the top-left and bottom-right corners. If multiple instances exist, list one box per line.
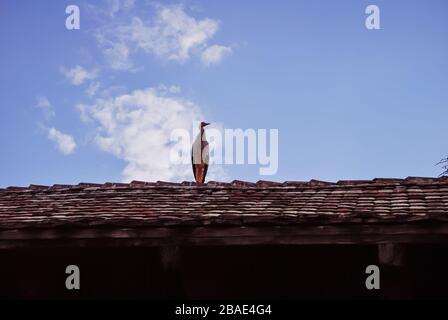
left=1, top=177, right=448, bottom=231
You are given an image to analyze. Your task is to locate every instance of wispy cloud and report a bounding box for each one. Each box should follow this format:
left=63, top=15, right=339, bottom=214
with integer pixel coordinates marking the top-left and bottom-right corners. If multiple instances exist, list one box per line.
left=86, top=82, right=101, bottom=97
left=96, top=4, right=231, bottom=69
left=201, top=45, right=232, bottom=66
left=105, top=0, right=135, bottom=17
left=47, top=127, right=77, bottom=155
left=101, top=42, right=133, bottom=71
left=35, top=96, right=55, bottom=120
left=61, top=65, right=98, bottom=85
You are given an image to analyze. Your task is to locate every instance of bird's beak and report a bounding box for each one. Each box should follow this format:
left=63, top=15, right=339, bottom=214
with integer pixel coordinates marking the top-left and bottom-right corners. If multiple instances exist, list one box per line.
left=204, top=123, right=210, bottom=127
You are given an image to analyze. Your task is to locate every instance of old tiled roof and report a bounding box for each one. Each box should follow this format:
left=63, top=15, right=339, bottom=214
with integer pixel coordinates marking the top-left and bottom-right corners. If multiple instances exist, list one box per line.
left=1, top=177, right=448, bottom=230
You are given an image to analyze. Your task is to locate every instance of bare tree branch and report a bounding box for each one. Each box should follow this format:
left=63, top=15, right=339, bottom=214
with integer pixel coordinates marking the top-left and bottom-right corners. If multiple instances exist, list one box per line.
left=437, top=156, right=448, bottom=176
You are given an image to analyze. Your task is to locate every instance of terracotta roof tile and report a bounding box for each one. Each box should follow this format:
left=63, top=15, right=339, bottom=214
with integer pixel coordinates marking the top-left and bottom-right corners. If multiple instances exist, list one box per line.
left=1, top=177, right=448, bottom=230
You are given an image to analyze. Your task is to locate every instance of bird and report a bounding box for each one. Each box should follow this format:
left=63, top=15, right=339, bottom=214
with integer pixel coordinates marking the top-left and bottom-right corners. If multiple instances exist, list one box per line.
left=191, top=122, right=210, bottom=184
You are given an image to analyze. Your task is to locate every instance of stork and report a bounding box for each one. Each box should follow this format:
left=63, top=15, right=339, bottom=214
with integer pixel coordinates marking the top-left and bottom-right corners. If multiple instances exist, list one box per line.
left=191, top=122, right=210, bottom=184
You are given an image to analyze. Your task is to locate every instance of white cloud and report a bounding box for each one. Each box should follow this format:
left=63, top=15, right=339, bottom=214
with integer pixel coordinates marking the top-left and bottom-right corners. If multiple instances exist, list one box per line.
left=168, top=85, right=181, bottom=93
left=102, top=42, right=133, bottom=71
left=106, top=0, right=135, bottom=17
left=47, top=127, right=77, bottom=155
left=86, top=82, right=101, bottom=97
left=156, top=84, right=181, bottom=94
left=35, top=96, right=55, bottom=120
left=96, top=4, right=230, bottom=69
left=61, top=65, right=98, bottom=85
left=201, top=45, right=232, bottom=66
left=77, top=86, right=225, bottom=182
left=130, top=5, right=218, bottom=62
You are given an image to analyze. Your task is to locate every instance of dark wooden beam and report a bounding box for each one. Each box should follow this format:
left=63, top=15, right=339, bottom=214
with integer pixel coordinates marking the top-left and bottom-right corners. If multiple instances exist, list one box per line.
left=159, top=246, right=180, bottom=271
left=377, top=243, right=413, bottom=299
left=1, top=224, right=448, bottom=249
left=157, top=246, right=185, bottom=298
left=378, top=243, right=406, bottom=267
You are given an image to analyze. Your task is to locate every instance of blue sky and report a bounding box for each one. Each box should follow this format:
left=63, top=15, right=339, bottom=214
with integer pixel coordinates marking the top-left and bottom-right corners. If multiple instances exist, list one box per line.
left=0, top=0, right=447, bottom=187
